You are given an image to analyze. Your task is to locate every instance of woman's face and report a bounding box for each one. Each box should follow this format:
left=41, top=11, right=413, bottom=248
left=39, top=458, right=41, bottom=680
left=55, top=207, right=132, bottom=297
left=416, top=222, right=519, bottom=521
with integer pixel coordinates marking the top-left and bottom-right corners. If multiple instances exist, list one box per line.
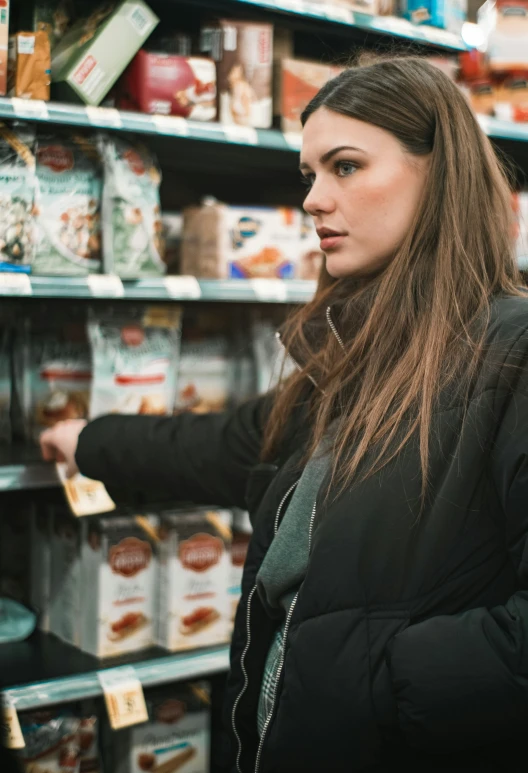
left=301, top=108, right=430, bottom=278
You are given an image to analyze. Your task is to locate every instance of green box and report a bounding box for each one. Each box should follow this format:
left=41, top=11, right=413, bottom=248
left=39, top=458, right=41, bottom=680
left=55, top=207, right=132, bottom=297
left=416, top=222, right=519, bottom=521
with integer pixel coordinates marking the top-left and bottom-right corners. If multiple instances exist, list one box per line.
left=51, top=0, right=159, bottom=106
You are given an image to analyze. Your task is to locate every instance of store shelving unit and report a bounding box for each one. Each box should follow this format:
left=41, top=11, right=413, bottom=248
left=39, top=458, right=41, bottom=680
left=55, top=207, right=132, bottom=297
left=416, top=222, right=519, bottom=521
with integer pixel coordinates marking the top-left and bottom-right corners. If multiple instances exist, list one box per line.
left=0, top=1, right=526, bottom=765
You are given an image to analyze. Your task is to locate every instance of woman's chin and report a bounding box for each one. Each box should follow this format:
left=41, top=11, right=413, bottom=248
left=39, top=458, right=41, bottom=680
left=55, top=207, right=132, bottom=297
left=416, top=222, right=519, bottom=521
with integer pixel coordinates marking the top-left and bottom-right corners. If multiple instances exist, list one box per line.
left=325, top=252, right=392, bottom=279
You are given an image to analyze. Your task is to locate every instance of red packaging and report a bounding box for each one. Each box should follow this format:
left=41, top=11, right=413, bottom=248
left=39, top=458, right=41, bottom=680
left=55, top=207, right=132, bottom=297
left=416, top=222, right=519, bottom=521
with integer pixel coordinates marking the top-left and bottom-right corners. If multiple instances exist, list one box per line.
left=120, top=50, right=217, bottom=121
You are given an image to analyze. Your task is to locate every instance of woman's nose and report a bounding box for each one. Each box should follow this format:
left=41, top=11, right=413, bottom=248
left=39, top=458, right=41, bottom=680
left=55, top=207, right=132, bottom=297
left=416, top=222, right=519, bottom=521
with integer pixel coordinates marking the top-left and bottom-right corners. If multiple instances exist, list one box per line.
left=303, top=180, right=336, bottom=216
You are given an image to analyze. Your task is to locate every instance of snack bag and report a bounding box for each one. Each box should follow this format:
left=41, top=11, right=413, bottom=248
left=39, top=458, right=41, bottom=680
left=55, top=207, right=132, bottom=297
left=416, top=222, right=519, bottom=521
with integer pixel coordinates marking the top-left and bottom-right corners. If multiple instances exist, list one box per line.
left=88, top=306, right=182, bottom=418
left=8, top=30, right=51, bottom=100
left=19, top=711, right=81, bottom=772
left=0, top=123, right=36, bottom=267
left=100, top=135, right=165, bottom=277
left=78, top=708, right=103, bottom=773
left=175, top=336, right=230, bottom=414
left=33, top=134, right=102, bottom=275
left=26, top=328, right=91, bottom=443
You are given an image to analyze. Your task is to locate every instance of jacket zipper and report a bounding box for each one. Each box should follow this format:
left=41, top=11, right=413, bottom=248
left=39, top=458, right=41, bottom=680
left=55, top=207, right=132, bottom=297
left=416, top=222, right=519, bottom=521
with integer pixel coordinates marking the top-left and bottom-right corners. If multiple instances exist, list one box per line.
left=326, top=306, right=345, bottom=351
left=254, top=499, right=318, bottom=773
left=232, top=480, right=301, bottom=773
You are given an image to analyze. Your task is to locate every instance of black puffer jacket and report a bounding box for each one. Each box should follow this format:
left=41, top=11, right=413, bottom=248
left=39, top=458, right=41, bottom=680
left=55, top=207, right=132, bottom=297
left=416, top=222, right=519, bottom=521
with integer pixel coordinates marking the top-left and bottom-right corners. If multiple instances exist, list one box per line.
left=78, top=295, right=528, bottom=773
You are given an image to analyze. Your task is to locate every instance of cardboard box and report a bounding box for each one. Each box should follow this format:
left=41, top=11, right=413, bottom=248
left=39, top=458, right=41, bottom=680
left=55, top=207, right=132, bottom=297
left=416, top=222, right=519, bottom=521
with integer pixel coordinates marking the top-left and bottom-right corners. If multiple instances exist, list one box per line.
left=479, top=0, right=528, bottom=72
left=157, top=509, right=231, bottom=652
left=275, top=57, right=342, bottom=134
left=114, top=682, right=211, bottom=773
left=80, top=516, right=159, bottom=658
left=401, top=0, right=467, bottom=31
left=200, top=20, right=273, bottom=128
left=0, top=0, right=10, bottom=96
left=181, top=202, right=304, bottom=279
left=51, top=0, right=159, bottom=106
left=120, top=50, right=217, bottom=120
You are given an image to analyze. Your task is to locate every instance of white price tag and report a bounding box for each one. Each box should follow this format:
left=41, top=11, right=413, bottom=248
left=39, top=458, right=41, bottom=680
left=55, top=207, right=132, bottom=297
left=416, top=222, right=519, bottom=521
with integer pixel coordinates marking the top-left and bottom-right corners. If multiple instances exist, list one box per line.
left=324, top=4, right=354, bottom=23
left=152, top=114, right=189, bottom=136
left=223, top=125, right=258, bottom=145
left=283, top=132, right=302, bottom=150
left=0, top=272, right=32, bottom=296
left=87, top=274, right=125, bottom=298
left=3, top=699, right=25, bottom=750
left=251, top=279, right=288, bottom=302
left=280, top=0, right=305, bottom=12
left=85, top=106, right=123, bottom=128
left=164, top=275, right=201, bottom=299
left=11, top=98, right=49, bottom=119
left=98, top=666, right=148, bottom=730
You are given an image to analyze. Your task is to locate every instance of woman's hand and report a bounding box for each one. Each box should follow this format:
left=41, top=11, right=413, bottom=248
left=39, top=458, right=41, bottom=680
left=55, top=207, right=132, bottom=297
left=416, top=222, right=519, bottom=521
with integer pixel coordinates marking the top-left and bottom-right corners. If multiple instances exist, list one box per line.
left=40, top=419, right=87, bottom=478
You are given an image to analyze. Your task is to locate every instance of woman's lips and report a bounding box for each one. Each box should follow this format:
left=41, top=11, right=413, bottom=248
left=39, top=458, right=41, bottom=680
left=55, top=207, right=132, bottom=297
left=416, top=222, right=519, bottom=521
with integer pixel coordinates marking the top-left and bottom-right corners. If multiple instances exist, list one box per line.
left=320, top=234, right=345, bottom=251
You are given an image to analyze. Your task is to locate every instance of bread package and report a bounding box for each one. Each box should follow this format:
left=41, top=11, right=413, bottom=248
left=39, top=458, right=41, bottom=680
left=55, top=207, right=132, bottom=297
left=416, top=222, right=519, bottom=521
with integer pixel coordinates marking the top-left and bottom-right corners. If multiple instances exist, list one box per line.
left=8, top=30, right=51, bottom=100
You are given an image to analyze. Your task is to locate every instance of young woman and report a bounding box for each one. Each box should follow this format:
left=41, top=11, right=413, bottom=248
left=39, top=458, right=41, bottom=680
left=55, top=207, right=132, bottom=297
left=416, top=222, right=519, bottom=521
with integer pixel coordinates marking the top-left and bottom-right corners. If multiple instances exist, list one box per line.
left=41, top=58, right=528, bottom=772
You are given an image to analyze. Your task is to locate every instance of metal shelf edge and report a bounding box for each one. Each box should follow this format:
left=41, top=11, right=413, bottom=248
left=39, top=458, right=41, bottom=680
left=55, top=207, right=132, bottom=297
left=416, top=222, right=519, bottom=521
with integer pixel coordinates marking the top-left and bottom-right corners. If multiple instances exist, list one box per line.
left=2, top=645, right=231, bottom=711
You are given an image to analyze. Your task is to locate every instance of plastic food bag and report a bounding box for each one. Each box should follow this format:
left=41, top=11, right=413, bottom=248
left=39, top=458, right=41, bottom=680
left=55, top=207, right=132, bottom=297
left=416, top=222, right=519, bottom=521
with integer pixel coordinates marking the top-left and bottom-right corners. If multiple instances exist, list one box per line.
left=100, top=135, right=165, bottom=278
left=19, top=712, right=81, bottom=772
left=88, top=305, right=182, bottom=419
left=32, top=134, right=102, bottom=275
left=175, top=336, right=231, bottom=414
left=0, top=123, right=36, bottom=267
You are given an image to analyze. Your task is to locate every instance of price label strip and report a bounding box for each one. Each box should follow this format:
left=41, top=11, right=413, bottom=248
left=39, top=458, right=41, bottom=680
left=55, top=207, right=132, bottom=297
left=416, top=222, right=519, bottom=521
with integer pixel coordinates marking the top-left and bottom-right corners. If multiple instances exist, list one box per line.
left=3, top=697, right=25, bottom=750
left=56, top=463, right=116, bottom=517
left=223, top=125, right=258, bottom=145
left=164, top=275, right=201, bottom=299
left=152, top=114, right=189, bottom=136
left=87, top=274, right=125, bottom=298
left=85, top=106, right=123, bottom=128
left=283, top=132, right=302, bottom=150
left=11, top=98, right=49, bottom=120
left=98, top=666, right=148, bottom=730
left=0, top=272, right=32, bottom=296
left=251, top=278, right=288, bottom=302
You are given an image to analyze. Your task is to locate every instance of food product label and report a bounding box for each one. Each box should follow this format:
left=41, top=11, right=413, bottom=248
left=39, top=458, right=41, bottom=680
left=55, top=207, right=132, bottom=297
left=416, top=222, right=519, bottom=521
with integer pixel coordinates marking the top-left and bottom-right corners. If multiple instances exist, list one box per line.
left=87, top=274, right=125, bottom=297
left=99, top=666, right=148, bottom=730
left=3, top=699, right=25, bottom=750
left=17, top=35, right=35, bottom=55
left=226, top=207, right=302, bottom=279
left=163, top=276, right=201, bottom=299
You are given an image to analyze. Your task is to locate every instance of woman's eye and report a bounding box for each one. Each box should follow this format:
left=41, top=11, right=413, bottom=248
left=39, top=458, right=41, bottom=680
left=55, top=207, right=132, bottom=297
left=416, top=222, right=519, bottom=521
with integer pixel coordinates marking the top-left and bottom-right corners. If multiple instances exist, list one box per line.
left=335, top=161, right=357, bottom=177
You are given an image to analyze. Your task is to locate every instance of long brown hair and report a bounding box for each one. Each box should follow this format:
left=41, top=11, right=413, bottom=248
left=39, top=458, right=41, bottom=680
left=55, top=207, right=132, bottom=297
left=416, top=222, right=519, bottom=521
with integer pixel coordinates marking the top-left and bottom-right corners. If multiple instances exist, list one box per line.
left=262, top=57, right=522, bottom=501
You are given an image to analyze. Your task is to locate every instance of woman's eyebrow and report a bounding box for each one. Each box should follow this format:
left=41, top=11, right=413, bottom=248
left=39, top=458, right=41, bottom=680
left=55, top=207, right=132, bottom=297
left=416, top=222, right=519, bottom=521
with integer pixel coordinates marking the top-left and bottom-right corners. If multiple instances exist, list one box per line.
left=300, top=145, right=366, bottom=171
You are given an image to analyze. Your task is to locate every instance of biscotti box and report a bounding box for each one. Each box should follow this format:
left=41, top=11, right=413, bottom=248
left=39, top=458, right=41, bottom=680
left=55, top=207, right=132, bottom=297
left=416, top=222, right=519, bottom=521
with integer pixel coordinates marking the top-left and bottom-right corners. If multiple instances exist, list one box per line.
left=157, top=509, right=231, bottom=652
left=80, top=515, right=159, bottom=658
left=51, top=0, right=159, bottom=105
left=200, top=20, right=273, bottom=128
left=113, top=681, right=211, bottom=773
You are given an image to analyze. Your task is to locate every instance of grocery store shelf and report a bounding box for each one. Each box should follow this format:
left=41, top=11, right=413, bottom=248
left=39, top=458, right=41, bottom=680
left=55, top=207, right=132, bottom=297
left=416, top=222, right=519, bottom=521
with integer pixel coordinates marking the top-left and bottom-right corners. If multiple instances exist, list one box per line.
left=0, top=275, right=317, bottom=303
left=2, top=100, right=528, bottom=149
left=230, top=0, right=467, bottom=51
left=0, top=632, right=230, bottom=710
left=0, top=449, right=59, bottom=492
left=0, top=97, right=302, bottom=151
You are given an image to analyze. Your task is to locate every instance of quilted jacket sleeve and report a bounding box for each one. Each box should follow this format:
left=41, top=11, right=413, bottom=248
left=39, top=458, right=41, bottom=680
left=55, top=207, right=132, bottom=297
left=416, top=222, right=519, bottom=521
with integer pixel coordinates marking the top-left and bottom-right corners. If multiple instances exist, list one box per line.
left=385, top=340, right=528, bottom=752
left=76, top=395, right=270, bottom=509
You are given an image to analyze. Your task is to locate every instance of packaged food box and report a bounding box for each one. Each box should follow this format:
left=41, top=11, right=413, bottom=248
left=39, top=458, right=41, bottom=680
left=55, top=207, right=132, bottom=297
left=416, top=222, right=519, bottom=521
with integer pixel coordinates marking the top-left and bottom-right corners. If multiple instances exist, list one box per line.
left=120, top=50, right=217, bottom=121
left=100, top=135, right=165, bottom=278
left=32, top=134, right=102, bottom=275
left=0, top=124, right=36, bottom=267
left=228, top=509, right=252, bottom=626
left=181, top=202, right=303, bottom=279
left=157, top=509, right=232, bottom=652
left=80, top=515, right=159, bottom=658
left=19, top=710, right=81, bottom=773
left=275, top=58, right=342, bottom=134
left=30, top=507, right=52, bottom=631
left=175, top=336, right=231, bottom=414
left=51, top=0, right=159, bottom=106
left=200, top=20, right=273, bottom=128
left=8, top=30, right=51, bottom=99
left=88, top=306, right=182, bottom=419
left=401, top=0, right=467, bottom=31
left=0, top=0, right=10, bottom=95
left=49, top=507, right=83, bottom=647
left=479, top=0, right=528, bottom=72
left=321, top=0, right=395, bottom=14
left=113, top=681, right=211, bottom=773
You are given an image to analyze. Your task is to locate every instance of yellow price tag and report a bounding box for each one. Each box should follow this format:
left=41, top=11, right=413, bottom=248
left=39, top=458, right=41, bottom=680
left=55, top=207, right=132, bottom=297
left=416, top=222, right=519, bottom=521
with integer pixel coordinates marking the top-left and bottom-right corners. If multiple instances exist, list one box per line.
left=98, top=666, right=148, bottom=730
left=3, top=700, right=25, bottom=750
